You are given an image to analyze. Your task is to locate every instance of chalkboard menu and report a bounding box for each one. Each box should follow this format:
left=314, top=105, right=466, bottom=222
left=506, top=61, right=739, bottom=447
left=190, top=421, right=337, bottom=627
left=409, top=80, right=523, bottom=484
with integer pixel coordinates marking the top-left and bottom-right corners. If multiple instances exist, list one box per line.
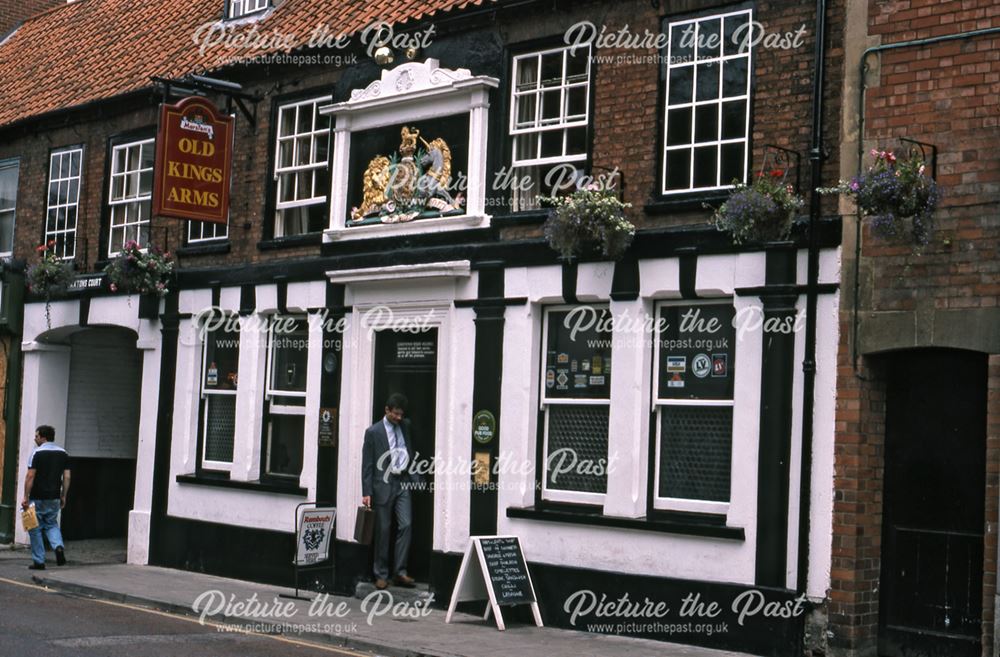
left=657, top=303, right=736, bottom=400
left=544, top=307, right=612, bottom=400
left=446, top=535, right=543, bottom=630
left=478, top=537, right=535, bottom=605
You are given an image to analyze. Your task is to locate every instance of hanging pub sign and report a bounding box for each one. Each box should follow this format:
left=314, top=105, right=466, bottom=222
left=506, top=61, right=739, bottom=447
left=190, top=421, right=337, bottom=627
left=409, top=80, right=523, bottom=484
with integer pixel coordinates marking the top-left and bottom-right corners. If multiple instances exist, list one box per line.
left=152, top=96, right=234, bottom=224
left=658, top=303, right=736, bottom=400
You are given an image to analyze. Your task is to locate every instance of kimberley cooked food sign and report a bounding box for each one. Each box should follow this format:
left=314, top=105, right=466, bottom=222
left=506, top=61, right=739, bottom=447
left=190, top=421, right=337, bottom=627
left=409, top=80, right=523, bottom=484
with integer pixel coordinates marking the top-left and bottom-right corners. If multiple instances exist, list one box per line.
left=152, top=97, right=233, bottom=224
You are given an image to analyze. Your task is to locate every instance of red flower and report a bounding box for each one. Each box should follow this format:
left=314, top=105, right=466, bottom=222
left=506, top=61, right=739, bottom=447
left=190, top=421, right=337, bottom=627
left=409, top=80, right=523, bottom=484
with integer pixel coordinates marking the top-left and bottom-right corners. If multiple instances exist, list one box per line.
left=36, top=244, right=46, bottom=253
left=770, top=169, right=784, bottom=179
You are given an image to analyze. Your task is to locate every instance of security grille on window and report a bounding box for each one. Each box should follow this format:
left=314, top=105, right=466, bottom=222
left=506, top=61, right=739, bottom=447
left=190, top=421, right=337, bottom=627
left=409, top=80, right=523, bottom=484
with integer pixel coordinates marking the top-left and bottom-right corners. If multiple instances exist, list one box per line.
left=509, top=45, right=591, bottom=212
left=46, top=147, right=83, bottom=260
left=108, top=138, right=154, bottom=256
left=188, top=219, right=228, bottom=243
left=0, top=159, right=18, bottom=257
left=229, top=0, right=268, bottom=19
left=540, top=306, right=612, bottom=504
left=273, top=97, right=332, bottom=237
left=661, top=9, right=752, bottom=194
left=201, top=314, right=240, bottom=467
left=264, top=316, right=308, bottom=477
left=653, top=301, right=736, bottom=514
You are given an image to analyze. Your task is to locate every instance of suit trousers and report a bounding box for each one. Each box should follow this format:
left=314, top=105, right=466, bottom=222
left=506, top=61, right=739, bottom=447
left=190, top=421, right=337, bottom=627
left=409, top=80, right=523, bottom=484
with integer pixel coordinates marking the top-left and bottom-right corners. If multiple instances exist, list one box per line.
left=373, top=476, right=412, bottom=580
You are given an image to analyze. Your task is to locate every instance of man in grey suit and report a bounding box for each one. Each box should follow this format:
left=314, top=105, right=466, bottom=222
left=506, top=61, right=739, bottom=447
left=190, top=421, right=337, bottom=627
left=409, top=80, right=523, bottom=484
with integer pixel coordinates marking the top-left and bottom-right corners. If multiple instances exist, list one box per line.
left=361, top=393, right=418, bottom=590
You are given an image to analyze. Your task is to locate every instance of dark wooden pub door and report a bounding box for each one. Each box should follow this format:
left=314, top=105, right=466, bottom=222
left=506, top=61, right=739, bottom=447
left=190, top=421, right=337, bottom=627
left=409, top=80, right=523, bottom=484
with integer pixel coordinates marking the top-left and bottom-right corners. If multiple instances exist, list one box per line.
left=879, top=349, right=987, bottom=657
left=371, top=328, right=438, bottom=582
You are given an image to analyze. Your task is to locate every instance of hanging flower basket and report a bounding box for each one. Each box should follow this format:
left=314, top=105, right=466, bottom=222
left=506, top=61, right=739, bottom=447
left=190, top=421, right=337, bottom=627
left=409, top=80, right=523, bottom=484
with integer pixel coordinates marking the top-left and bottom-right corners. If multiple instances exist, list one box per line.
left=543, top=188, right=635, bottom=260
left=710, top=169, right=804, bottom=245
left=104, top=240, right=174, bottom=298
left=26, top=240, right=74, bottom=329
left=820, top=149, right=939, bottom=246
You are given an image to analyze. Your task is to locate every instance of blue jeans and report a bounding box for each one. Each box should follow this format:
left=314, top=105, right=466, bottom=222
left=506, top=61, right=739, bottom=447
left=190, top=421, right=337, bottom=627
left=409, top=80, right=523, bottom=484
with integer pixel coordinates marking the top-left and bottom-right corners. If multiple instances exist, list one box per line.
left=28, top=499, right=64, bottom=565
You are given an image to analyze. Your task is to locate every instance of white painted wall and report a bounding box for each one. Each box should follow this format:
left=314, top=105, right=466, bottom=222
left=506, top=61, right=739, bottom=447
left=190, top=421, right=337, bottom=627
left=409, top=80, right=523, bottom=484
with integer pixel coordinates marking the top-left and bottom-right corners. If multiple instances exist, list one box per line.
left=15, top=296, right=161, bottom=566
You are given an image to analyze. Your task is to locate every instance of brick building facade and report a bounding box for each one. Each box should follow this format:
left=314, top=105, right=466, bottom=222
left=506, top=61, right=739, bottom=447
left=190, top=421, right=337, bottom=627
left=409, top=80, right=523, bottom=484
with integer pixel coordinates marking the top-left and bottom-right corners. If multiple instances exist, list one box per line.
left=15, top=1, right=1000, bottom=656
left=828, top=0, right=1000, bottom=656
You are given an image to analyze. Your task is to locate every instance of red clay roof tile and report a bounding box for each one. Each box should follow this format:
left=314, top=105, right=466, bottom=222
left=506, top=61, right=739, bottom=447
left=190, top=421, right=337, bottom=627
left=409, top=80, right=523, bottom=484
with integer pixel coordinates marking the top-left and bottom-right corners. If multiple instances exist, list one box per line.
left=0, top=0, right=491, bottom=129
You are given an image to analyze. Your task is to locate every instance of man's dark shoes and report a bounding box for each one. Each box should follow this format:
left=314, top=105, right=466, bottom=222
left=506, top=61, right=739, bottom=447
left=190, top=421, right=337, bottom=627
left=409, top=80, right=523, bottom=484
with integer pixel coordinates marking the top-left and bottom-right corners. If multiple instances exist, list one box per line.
left=28, top=562, right=45, bottom=570
left=394, top=574, right=416, bottom=588
left=55, top=547, right=66, bottom=566
left=374, top=578, right=388, bottom=590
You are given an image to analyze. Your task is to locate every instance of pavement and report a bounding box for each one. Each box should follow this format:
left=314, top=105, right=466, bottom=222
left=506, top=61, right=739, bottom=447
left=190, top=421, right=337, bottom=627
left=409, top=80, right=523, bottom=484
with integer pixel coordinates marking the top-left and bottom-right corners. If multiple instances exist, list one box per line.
left=0, top=540, right=754, bottom=657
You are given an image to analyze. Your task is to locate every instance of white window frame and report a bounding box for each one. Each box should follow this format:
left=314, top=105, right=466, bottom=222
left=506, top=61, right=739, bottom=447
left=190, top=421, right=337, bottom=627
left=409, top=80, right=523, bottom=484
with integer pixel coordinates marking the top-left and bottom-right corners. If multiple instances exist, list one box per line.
left=46, top=147, right=83, bottom=260
left=272, top=96, right=332, bottom=237
left=263, top=315, right=308, bottom=478
left=228, top=0, right=268, bottom=19
left=651, top=299, right=735, bottom=515
left=188, top=218, right=229, bottom=244
left=107, top=137, right=154, bottom=257
left=509, top=44, right=592, bottom=168
left=661, top=8, right=752, bottom=195
left=539, top=304, right=611, bottom=506
left=0, top=158, right=19, bottom=258
left=199, top=313, right=240, bottom=471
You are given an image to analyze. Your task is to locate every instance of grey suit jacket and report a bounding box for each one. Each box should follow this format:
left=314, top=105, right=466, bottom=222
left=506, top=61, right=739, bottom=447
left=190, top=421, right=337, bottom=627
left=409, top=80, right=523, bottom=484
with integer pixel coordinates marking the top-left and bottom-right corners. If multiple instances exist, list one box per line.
left=361, top=418, right=417, bottom=505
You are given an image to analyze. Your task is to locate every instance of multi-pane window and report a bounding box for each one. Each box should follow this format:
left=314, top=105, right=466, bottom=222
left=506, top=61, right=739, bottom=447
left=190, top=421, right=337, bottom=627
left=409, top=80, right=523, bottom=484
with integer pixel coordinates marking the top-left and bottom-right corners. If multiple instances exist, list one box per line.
left=188, top=219, right=228, bottom=243
left=108, top=138, right=154, bottom=256
left=0, top=159, right=18, bottom=257
left=653, top=301, right=736, bottom=514
left=46, top=147, right=83, bottom=260
left=264, top=316, right=308, bottom=477
left=539, top=306, right=612, bottom=504
left=661, top=9, right=752, bottom=194
left=273, top=97, right=331, bottom=237
left=229, top=0, right=268, bottom=19
left=509, top=45, right=591, bottom=211
left=201, top=314, right=240, bottom=467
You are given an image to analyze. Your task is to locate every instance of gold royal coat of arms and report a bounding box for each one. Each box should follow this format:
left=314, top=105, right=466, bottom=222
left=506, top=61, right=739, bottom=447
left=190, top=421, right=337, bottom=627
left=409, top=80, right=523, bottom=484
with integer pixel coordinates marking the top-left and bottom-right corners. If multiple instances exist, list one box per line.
left=351, top=127, right=465, bottom=224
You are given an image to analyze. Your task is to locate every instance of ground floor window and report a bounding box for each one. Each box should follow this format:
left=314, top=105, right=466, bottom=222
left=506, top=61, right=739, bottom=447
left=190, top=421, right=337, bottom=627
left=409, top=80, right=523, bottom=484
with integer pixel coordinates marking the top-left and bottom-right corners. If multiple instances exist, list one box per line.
left=200, top=313, right=239, bottom=468
left=653, top=301, right=736, bottom=514
left=263, top=316, right=308, bottom=477
left=539, top=305, right=612, bottom=504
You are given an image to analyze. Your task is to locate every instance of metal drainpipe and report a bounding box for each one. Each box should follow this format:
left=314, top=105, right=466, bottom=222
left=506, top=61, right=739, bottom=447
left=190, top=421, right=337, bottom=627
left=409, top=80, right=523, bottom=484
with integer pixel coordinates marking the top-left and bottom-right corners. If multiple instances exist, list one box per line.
left=796, top=0, right=827, bottom=598
left=851, top=26, right=1000, bottom=370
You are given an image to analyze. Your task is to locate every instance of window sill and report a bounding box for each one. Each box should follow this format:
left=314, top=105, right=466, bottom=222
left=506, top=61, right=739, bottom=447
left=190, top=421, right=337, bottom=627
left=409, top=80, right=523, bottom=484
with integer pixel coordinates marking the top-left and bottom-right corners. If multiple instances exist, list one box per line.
left=176, top=241, right=231, bottom=257
left=491, top=209, right=549, bottom=226
left=506, top=505, right=744, bottom=540
left=645, top=191, right=731, bottom=215
left=176, top=473, right=307, bottom=496
left=258, top=233, right=323, bottom=251
left=324, top=214, right=489, bottom=242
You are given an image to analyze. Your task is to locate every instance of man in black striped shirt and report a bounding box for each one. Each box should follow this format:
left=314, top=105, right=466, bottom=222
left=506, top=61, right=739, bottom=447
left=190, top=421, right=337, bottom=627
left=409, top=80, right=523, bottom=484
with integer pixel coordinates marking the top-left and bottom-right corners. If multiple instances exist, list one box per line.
left=21, top=425, right=71, bottom=570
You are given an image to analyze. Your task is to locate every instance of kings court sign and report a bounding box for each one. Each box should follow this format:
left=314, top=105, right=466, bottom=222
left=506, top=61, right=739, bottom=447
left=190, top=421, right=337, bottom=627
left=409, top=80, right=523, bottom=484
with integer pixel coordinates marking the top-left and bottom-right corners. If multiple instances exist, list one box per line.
left=152, top=97, right=234, bottom=224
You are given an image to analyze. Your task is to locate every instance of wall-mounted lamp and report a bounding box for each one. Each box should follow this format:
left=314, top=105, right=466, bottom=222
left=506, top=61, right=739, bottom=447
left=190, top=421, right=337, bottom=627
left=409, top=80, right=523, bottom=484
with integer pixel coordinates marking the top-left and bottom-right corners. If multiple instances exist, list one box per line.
left=374, top=46, right=394, bottom=66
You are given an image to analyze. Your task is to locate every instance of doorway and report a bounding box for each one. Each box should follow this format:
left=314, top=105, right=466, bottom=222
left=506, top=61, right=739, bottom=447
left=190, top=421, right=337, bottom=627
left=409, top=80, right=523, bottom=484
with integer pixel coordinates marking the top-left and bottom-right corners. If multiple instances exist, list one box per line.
left=878, top=349, right=987, bottom=657
left=371, top=328, right=437, bottom=582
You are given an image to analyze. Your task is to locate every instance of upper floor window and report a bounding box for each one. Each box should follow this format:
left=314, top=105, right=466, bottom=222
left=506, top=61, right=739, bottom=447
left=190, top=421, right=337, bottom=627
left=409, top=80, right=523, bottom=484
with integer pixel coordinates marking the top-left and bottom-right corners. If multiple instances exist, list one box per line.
left=272, top=96, right=331, bottom=237
left=188, top=219, right=228, bottom=244
left=509, top=44, right=591, bottom=212
left=652, top=301, right=736, bottom=514
left=661, top=9, right=752, bottom=195
left=108, top=138, right=154, bottom=257
left=228, top=0, right=268, bottom=19
left=0, top=159, right=18, bottom=257
left=46, top=147, right=83, bottom=260
left=539, top=305, right=612, bottom=505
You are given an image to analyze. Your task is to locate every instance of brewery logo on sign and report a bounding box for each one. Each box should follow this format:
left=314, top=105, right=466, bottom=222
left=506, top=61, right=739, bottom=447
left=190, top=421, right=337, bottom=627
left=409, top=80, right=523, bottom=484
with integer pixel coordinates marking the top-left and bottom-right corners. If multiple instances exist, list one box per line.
left=712, top=353, right=728, bottom=377
left=692, top=353, right=712, bottom=378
